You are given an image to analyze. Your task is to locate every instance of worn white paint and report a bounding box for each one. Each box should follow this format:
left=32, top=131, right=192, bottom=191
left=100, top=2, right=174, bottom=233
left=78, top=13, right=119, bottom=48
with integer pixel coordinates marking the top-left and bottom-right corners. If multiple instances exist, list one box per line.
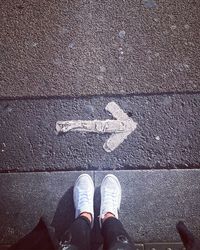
left=56, top=101, right=137, bottom=152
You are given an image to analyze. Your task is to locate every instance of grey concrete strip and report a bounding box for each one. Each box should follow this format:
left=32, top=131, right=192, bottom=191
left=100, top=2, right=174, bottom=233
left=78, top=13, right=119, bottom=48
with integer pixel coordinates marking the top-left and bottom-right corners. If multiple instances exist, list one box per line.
left=144, top=243, right=183, bottom=250
left=0, top=0, right=199, bottom=98
left=0, top=171, right=94, bottom=245
left=0, top=94, right=199, bottom=172
left=0, top=170, right=199, bottom=246
left=94, top=170, right=200, bottom=243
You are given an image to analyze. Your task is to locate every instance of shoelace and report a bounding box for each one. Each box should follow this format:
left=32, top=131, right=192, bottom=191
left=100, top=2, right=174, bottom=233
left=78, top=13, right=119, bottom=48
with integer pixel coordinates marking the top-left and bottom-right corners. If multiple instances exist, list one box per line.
left=78, top=192, right=90, bottom=208
left=103, top=191, right=118, bottom=211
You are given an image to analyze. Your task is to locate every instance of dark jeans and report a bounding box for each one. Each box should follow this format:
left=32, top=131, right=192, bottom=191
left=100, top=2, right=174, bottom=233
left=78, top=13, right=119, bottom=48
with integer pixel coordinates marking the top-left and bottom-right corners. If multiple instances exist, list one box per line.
left=60, top=216, right=135, bottom=250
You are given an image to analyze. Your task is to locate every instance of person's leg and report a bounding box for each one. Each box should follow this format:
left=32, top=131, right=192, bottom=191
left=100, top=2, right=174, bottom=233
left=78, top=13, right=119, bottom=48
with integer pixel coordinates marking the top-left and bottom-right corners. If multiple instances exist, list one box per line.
left=100, top=175, right=135, bottom=250
left=59, top=174, right=94, bottom=250
left=102, top=215, right=135, bottom=250
left=59, top=215, right=91, bottom=250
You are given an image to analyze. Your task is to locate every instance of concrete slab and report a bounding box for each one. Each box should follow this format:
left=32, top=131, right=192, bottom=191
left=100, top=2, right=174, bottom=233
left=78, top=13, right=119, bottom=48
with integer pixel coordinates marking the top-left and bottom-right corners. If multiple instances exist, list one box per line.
left=0, top=94, right=199, bottom=172
left=0, top=0, right=199, bottom=98
left=0, top=170, right=199, bottom=247
left=0, top=171, right=93, bottom=244
left=94, top=170, right=200, bottom=242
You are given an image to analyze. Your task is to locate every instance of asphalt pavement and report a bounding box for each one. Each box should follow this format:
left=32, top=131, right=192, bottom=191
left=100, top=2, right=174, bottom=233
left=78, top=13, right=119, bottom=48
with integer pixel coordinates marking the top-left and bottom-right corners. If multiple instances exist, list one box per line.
left=0, top=0, right=199, bottom=98
left=0, top=93, right=199, bottom=172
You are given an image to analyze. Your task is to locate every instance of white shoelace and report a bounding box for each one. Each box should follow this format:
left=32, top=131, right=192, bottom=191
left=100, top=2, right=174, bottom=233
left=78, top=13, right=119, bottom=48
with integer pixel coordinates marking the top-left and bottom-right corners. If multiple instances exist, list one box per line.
left=78, top=191, right=90, bottom=209
left=102, top=190, right=118, bottom=214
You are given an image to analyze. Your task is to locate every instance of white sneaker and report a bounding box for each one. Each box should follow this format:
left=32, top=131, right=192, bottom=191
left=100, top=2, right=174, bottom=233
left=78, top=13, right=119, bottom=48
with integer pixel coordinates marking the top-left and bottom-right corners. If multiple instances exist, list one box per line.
left=99, top=174, right=122, bottom=227
left=73, top=174, right=94, bottom=225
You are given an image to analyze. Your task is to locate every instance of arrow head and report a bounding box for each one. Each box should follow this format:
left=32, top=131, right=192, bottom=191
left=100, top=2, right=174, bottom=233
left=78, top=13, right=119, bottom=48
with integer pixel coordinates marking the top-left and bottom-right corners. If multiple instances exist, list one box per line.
left=103, top=132, right=130, bottom=152
left=104, top=101, right=137, bottom=152
left=105, top=101, right=130, bottom=120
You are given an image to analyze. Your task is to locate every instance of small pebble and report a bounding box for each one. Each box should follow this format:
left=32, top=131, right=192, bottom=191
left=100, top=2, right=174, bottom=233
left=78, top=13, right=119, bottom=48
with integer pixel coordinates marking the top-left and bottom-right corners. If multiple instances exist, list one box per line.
left=184, top=24, right=190, bottom=29
left=171, top=25, right=177, bottom=30
left=118, top=30, right=126, bottom=39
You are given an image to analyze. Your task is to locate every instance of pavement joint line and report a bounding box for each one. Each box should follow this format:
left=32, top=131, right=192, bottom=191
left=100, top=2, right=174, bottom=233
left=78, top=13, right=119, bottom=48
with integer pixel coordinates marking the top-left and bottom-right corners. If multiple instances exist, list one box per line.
left=0, top=90, right=200, bottom=102
left=0, top=167, right=200, bottom=174
left=1, top=168, right=200, bottom=173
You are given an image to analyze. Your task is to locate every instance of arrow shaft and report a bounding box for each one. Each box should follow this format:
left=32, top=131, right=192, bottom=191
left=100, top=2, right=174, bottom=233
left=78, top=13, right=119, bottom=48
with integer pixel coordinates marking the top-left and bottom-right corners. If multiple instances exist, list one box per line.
left=56, top=119, right=134, bottom=133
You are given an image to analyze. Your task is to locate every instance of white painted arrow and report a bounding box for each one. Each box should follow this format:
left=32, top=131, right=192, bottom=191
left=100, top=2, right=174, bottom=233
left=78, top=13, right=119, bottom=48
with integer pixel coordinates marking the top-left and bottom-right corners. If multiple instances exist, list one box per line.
left=56, top=101, right=137, bottom=152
